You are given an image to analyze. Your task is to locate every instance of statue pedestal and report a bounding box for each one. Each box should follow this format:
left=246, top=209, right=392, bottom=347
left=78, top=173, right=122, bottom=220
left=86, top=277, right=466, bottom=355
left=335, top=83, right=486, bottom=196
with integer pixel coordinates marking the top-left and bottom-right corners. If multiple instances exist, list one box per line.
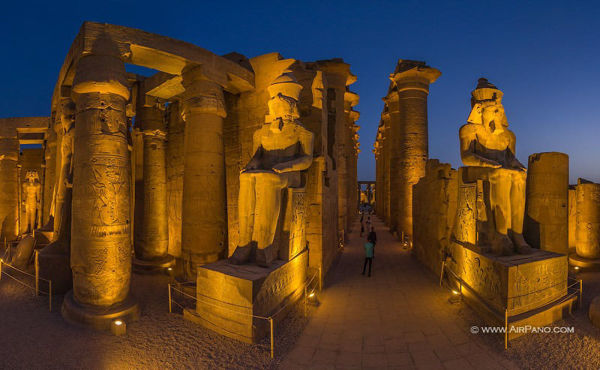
left=184, top=249, right=308, bottom=343
left=62, top=291, right=140, bottom=331
left=449, top=245, right=573, bottom=339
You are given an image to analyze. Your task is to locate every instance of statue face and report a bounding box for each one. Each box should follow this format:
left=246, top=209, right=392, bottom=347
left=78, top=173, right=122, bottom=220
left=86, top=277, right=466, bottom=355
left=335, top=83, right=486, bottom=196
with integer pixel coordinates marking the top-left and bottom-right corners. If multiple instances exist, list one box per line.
left=25, top=170, right=39, bottom=181
left=482, top=104, right=506, bottom=133
left=268, top=94, right=299, bottom=121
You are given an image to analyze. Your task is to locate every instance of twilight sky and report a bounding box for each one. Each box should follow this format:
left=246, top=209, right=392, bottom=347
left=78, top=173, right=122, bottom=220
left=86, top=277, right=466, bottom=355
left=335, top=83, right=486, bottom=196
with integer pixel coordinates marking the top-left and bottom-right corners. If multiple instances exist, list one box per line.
left=1, top=1, right=598, bottom=183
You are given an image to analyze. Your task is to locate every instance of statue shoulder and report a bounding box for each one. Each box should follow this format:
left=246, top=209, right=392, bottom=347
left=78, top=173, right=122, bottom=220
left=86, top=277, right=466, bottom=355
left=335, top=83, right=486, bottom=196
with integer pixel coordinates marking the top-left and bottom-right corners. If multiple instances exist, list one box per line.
left=459, top=123, right=479, bottom=138
left=294, top=122, right=314, bottom=139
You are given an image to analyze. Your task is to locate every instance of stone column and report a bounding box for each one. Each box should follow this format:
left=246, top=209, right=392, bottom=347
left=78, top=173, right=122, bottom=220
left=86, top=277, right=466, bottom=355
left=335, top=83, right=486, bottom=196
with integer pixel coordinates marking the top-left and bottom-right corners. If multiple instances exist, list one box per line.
left=63, top=35, right=139, bottom=330
left=318, top=61, right=354, bottom=240
left=343, top=92, right=359, bottom=230
left=570, top=178, right=600, bottom=268
left=133, top=102, right=173, bottom=269
left=387, top=60, right=440, bottom=239
left=524, top=152, right=568, bottom=254
left=382, top=111, right=391, bottom=226
left=180, top=66, right=227, bottom=279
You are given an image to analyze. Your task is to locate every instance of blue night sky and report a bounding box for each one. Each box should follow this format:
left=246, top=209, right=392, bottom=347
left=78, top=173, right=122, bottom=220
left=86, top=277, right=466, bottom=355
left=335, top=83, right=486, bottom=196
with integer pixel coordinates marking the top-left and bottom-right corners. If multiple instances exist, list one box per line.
left=1, top=1, right=599, bottom=183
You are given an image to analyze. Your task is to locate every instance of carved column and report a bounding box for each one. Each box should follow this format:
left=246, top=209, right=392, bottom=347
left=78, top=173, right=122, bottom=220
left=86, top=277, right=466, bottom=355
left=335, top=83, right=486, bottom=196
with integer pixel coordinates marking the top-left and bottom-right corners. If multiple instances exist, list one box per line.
left=387, top=61, right=440, bottom=239
left=381, top=110, right=391, bottom=226
left=318, top=61, right=353, bottom=240
left=133, top=102, right=173, bottom=269
left=344, top=92, right=359, bottom=230
left=180, top=66, right=227, bottom=279
left=63, top=35, right=139, bottom=329
left=570, top=179, right=600, bottom=268
left=524, top=152, right=568, bottom=254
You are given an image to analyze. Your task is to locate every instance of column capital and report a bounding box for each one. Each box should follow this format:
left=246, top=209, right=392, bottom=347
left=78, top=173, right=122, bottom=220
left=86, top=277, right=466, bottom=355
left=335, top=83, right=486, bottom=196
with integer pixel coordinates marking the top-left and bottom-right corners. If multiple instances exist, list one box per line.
left=389, top=60, right=441, bottom=94
left=180, top=66, right=226, bottom=119
left=72, top=35, right=130, bottom=100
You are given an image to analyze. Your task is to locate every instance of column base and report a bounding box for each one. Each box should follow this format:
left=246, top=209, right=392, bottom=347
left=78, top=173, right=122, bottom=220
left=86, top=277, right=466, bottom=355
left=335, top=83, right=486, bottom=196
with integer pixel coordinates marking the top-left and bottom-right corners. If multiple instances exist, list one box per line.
left=133, top=254, right=176, bottom=273
left=569, top=253, right=600, bottom=270
left=62, top=291, right=140, bottom=332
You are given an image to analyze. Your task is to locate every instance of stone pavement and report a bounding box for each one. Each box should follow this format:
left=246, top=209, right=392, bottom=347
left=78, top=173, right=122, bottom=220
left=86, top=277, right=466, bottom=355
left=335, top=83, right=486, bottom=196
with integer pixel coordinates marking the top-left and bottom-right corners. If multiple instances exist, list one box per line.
left=281, top=216, right=519, bottom=369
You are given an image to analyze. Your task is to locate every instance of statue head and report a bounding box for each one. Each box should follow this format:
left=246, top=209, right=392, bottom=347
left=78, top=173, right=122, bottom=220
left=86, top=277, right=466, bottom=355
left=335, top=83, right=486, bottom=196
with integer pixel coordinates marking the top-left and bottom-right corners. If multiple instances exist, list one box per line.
left=60, top=99, right=76, bottom=132
left=25, top=170, right=39, bottom=182
left=266, top=71, right=302, bottom=131
left=467, top=78, right=508, bottom=132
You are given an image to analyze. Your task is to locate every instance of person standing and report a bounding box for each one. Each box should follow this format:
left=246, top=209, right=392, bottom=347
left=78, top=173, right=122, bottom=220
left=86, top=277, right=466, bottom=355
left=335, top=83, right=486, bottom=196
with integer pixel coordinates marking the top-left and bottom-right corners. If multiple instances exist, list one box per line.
left=362, top=240, right=374, bottom=277
left=367, top=226, right=377, bottom=256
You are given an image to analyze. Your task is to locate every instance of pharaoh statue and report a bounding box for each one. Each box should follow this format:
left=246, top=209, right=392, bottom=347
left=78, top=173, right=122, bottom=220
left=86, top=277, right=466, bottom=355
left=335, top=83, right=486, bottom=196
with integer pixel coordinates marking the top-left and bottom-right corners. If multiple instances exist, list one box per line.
left=458, top=78, right=531, bottom=255
left=229, top=71, right=314, bottom=267
left=22, top=170, right=41, bottom=234
left=52, top=99, right=76, bottom=238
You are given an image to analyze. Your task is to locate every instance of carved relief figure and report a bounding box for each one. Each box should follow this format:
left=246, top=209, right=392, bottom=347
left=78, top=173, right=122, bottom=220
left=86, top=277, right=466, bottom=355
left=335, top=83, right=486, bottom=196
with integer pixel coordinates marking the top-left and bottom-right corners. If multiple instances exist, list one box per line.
left=53, top=99, right=76, bottom=235
left=459, top=78, right=531, bottom=255
left=230, top=71, right=314, bottom=267
left=22, top=170, right=41, bottom=233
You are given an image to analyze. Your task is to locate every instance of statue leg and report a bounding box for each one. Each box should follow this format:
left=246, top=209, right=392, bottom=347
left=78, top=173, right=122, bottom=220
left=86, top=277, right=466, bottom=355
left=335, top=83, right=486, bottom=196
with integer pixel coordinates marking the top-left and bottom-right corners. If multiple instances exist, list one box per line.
left=489, top=170, right=510, bottom=235
left=489, top=170, right=514, bottom=255
left=230, top=172, right=256, bottom=264
left=26, top=202, right=35, bottom=233
left=253, top=173, right=287, bottom=266
left=237, top=172, right=256, bottom=247
left=509, top=171, right=531, bottom=253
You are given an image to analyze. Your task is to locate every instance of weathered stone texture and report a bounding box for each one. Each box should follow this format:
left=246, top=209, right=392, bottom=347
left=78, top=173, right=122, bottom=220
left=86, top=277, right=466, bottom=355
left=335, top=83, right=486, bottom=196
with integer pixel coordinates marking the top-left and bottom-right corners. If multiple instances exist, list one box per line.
left=412, top=160, right=457, bottom=275
left=166, top=102, right=184, bottom=258
left=575, top=179, right=600, bottom=259
left=187, top=249, right=308, bottom=343
left=524, top=152, right=569, bottom=254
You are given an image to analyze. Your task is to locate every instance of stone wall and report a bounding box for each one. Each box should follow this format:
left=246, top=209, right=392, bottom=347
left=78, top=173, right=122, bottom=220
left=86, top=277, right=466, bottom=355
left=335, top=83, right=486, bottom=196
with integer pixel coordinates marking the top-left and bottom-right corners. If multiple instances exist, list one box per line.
left=412, top=159, right=457, bottom=275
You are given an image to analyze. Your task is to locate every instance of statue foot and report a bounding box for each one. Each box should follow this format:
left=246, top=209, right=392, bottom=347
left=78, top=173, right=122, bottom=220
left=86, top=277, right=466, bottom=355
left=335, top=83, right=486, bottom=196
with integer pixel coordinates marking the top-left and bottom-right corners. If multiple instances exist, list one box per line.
left=491, top=234, right=514, bottom=256
left=512, top=233, right=533, bottom=254
left=256, top=245, right=274, bottom=268
left=229, top=245, right=252, bottom=265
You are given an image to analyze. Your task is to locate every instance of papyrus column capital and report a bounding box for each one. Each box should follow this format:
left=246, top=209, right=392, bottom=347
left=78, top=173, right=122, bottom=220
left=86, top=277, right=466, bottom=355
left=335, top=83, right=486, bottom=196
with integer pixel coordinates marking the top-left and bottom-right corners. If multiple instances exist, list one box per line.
left=180, top=66, right=226, bottom=119
left=72, top=35, right=130, bottom=101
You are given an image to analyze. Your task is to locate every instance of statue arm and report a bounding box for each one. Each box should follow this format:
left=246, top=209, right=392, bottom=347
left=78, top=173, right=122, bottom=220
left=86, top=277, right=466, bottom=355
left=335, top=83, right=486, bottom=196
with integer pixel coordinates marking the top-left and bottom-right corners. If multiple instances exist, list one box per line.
left=273, top=129, right=314, bottom=173
left=241, top=129, right=264, bottom=173
left=459, top=125, right=501, bottom=168
left=506, top=131, right=526, bottom=170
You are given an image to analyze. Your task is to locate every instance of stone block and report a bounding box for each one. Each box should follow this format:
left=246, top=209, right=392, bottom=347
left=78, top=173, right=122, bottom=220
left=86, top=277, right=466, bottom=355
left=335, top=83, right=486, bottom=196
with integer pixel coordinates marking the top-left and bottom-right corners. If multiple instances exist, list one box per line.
left=184, top=249, right=308, bottom=343
left=451, top=245, right=568, bottom=316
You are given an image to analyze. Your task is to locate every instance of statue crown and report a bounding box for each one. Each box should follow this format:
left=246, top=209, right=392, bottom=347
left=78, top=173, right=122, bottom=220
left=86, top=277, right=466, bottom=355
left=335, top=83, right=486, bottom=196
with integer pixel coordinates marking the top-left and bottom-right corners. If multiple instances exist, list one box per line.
left=471, top=77, right=503, bottom=105
left=267, top=71, right=302, bottom=101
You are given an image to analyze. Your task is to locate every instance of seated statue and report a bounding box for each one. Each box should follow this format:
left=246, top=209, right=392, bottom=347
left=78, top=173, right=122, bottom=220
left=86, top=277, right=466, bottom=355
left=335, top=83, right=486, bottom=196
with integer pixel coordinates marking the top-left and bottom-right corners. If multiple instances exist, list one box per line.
left=229, top=71, right=314, bottom=267
left=458, top=78, right=531, bottom=255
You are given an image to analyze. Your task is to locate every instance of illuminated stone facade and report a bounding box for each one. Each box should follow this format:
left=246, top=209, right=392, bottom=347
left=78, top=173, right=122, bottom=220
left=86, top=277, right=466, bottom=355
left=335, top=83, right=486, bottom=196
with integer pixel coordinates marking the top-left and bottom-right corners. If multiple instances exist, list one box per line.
left=375, top=60, right=440, bottom=239
left=412, top=79, right=573, bottom=339
left=0, top=22, right=356, bottom=333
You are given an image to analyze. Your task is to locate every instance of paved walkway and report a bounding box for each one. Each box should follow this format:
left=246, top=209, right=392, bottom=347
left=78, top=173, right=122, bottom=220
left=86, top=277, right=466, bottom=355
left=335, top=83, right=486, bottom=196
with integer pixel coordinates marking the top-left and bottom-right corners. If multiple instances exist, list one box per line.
left=282, top=216, right=519, bottom=369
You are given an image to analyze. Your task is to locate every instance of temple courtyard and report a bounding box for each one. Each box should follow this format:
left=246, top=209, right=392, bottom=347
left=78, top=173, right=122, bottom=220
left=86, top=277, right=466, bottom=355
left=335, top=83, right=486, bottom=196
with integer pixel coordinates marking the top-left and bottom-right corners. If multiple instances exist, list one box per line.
left=1, top=216, right=600, bottom=369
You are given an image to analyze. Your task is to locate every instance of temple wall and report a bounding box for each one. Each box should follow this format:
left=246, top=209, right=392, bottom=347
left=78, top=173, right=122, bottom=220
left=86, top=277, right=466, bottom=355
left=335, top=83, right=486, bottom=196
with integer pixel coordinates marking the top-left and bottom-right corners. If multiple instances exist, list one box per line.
left=412, top=159, right=457, bottom=276
left=0, top=138, right=19, bottom=241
